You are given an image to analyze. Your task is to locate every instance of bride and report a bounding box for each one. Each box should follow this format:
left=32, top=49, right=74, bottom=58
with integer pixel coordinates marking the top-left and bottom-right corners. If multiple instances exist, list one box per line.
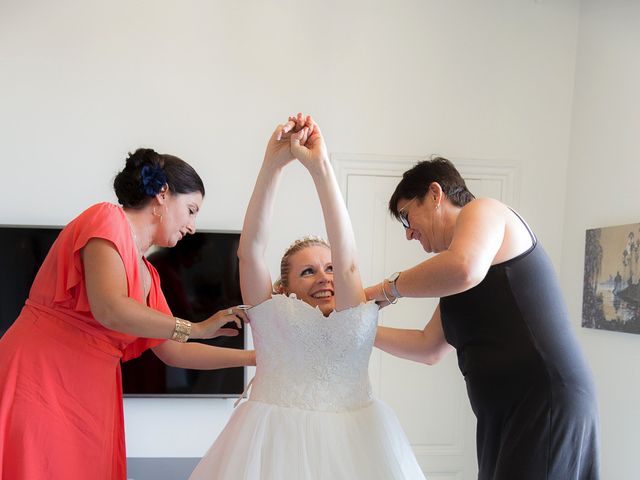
left=189, top=114, right=426, bottom=479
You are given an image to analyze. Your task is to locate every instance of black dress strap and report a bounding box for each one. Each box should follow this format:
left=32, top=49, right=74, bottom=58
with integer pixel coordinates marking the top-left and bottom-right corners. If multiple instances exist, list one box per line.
left=508, top=207, right=537, bottom=246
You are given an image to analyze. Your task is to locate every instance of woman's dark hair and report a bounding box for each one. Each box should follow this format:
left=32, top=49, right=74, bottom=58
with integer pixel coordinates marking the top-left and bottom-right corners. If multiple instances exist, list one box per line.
left=389, top=157, right=475, bottom=219
left=113, top=148, right=205, bottom=208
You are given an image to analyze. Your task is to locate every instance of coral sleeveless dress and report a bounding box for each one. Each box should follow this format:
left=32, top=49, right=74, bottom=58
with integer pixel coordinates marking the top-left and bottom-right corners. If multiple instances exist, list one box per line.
left=189, top=294, right=426, bottom=480
left=0, top=203, right=167, bottom=480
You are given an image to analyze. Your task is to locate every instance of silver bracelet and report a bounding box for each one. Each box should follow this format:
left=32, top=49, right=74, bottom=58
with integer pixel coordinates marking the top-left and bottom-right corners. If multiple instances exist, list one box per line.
left=381, top=281, right=398, bottom=305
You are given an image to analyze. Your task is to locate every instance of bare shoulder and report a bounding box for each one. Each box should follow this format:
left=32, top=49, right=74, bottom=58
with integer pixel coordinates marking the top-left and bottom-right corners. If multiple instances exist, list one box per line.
left=457, top=197, right=511, bottom=225
left=461, top=197, right=507, bottom=212
left=463, top=199, right=534, bottom=262
left=464, top=199, right=531, bottom=230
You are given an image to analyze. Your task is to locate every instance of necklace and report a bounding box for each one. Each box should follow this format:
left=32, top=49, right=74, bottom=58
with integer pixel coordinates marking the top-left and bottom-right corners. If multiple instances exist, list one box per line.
left=130, top=229, right=145, bottom=258
left=125, top=214, right=151, bottom=297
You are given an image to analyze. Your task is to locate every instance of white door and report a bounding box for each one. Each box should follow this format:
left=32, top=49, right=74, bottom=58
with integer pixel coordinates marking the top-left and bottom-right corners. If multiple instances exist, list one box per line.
left=337, top=155, right=516, bottom=480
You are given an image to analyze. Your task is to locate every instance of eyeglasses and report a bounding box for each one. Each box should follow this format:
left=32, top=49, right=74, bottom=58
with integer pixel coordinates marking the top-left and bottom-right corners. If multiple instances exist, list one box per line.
left=398, top=197, right=417, bottom=229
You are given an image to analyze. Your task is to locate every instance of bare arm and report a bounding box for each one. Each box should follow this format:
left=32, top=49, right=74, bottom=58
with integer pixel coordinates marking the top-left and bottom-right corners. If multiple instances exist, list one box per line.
left=82, top=239, right=246, bottom=340
left=237, top=119, right=302, bottom=306
left=374, top=304, right=454, bottom=365
left=291, top=119, right=365, bottom=310
left=152, top=341, right=255, bottom=369
left=367, top=198, right=506, bottom=301
left=237, top=161, right=284, bottom=306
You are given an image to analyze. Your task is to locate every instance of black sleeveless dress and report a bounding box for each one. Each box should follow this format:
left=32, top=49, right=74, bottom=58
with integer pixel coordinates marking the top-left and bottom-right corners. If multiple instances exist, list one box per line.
left=440, top=220, right=600, bottom=480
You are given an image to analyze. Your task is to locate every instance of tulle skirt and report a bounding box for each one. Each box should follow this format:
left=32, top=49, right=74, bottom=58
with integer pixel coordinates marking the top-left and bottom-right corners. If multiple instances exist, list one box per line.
left=189, top=399, right=426, bottom=479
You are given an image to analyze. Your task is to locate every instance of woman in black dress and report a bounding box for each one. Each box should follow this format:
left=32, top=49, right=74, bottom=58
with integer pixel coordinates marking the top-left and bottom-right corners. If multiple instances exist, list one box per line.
left=366, top=157, right=600, bottom=480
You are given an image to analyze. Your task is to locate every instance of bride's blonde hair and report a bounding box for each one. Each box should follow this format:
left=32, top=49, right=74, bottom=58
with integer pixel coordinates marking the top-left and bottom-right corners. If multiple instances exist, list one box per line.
left=273, top=235, right=331, bottom=293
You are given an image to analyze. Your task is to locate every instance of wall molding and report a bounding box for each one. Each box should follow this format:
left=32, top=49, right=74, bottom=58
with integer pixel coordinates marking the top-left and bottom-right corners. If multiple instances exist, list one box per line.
left=331, top=153, right=520, bottom=208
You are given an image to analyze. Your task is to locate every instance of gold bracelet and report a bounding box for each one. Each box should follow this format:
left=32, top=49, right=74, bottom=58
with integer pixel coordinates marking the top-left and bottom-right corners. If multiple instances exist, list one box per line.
left=171, top=318, right=192, bottom=343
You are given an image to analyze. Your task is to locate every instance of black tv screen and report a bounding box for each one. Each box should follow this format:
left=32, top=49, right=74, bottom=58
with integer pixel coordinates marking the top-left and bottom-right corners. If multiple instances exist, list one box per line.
left=0, top=225, right=61, bottom=336
left=0, top=225, right=245, bottom=397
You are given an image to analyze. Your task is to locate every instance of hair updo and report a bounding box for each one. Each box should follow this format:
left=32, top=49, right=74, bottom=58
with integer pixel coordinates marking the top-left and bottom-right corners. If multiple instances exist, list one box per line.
left=273, top=235, right=331, bottom=292
left=113, top=148, right=205, bottom=209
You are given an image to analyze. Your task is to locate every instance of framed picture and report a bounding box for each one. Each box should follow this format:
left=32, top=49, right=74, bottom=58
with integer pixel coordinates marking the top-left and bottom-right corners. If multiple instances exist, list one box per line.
left=582, top=222, right=640, bottom=334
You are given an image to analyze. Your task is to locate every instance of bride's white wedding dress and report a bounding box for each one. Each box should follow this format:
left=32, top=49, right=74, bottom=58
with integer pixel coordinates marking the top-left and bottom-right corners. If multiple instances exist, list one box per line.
left=189, top=294, right=426, bottom=479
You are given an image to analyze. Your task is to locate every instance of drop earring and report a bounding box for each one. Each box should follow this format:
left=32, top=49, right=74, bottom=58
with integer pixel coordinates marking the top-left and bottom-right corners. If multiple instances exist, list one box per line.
left=152, top=207, right=163, bottom=223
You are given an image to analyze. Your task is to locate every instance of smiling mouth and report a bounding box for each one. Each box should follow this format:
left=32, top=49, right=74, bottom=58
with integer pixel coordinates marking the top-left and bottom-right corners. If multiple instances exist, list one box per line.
left=311, top=290, right=333, bottom=299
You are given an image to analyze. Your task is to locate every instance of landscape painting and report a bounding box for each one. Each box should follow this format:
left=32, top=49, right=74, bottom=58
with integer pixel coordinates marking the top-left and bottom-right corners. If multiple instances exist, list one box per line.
left=583, top=223, right=640, bottom=334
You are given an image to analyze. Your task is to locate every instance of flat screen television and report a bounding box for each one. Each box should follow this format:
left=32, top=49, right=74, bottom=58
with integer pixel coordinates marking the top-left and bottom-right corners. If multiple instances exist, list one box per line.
left=0, top=225, right=246, bottom=397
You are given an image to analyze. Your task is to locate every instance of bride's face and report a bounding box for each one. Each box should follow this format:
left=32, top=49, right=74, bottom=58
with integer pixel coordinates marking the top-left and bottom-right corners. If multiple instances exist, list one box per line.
left=284, top=245, right=335, bottom=315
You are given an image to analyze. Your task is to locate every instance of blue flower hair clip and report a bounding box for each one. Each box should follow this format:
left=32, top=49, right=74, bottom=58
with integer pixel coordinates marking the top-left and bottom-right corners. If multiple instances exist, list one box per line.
left=140, top=165, right=167, bottom=196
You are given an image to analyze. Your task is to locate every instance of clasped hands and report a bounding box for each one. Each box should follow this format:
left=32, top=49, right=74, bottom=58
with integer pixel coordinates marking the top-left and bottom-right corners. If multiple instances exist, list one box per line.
left=265, top=112, right=329, bottom=173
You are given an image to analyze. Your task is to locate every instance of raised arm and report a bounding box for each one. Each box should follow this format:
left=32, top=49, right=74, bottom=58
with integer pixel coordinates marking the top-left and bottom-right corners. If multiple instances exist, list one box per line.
left=290, top=118, right=366, bottom=310
left=237, top=117, right=301, bottom=306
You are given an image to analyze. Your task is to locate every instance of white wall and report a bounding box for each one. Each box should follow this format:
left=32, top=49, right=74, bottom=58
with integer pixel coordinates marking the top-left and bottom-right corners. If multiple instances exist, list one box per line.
left=1, top=0, right=583, bottom=461
left=561, top=1, right=640, bottom=478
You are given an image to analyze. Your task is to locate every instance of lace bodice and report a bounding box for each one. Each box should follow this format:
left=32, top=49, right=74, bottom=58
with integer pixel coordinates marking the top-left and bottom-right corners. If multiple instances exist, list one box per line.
left=247, top=295, right=379, bottom=412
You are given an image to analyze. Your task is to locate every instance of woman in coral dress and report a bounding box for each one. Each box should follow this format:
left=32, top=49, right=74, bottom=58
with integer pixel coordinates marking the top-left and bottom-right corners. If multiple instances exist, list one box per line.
left=0, top=149, right=254, bottom=479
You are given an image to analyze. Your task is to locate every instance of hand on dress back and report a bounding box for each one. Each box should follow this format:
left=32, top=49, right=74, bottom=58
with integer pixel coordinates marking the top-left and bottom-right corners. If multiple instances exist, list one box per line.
left=191, top=306, right=248, bottom=339
left=264, top=112, right=309, bottom=169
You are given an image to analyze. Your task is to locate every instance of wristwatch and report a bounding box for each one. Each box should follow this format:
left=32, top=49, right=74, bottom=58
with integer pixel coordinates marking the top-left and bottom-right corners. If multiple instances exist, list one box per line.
left=387, top=272, right=402, bottom=299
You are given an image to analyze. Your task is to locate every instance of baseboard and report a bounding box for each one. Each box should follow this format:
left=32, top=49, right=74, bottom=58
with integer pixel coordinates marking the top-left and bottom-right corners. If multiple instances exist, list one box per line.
left=126, top=457, right=200, bottom=480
